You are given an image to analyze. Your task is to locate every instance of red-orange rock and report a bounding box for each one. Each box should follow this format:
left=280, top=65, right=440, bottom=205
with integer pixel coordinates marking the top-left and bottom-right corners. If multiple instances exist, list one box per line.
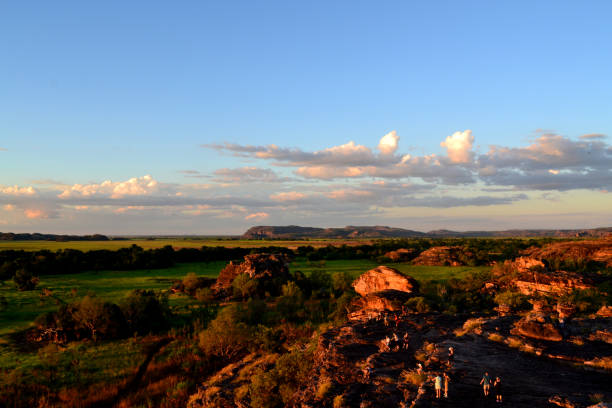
left=412, top=246, right=464, bottom=266
left=596, top=305, right=612, bottom=318
left=512, top=271, right=594, bottom=296
left=384, top=248, right=416, bottom=262
left=352, top=266, right=418, bottom=296
left=515, top=320, right=563, bottom=342
left=347, top=289, right=413, bottom=321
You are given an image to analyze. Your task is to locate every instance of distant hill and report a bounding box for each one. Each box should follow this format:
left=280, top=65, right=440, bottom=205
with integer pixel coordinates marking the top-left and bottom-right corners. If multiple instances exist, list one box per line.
left=242, top=225, right=612, bottom=239
left=0, top=232, right=110, bottom=241
left=242, top=225, right=426, bottom=239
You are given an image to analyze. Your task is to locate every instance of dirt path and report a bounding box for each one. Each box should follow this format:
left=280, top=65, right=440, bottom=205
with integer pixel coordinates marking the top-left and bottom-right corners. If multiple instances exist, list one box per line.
left=90, top=336, right=174, bottom=408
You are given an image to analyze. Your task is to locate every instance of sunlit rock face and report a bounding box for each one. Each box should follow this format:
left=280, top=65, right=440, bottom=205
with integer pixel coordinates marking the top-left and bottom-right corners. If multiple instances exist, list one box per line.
left=411, top=246, right=465, bottom=266
left=347, top=290, right=414, bottom=321
left=352, top=265, right=418, bottom=296
left=524, top=239, right=612, bottom=267
left=512, top=270, right=594, bottom=296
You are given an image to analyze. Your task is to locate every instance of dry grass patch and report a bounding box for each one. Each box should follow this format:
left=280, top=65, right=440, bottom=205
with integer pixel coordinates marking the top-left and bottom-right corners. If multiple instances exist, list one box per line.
left=400, top=369, right=427, bottom=386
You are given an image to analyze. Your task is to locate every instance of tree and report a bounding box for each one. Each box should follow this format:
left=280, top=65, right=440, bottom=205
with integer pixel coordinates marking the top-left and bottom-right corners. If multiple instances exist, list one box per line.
left=13, top=268, right=39, bottom=291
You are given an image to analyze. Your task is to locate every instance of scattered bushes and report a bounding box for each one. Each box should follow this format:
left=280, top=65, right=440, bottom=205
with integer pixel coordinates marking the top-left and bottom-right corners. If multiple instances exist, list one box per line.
left=494, top=290, right=530, bottom=311
left=35, top=290, right=170, bottom=343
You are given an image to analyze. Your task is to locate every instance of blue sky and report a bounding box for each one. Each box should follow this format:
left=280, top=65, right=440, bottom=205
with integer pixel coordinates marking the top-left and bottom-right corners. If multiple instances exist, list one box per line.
left=1, top=1, right=611, bottom=234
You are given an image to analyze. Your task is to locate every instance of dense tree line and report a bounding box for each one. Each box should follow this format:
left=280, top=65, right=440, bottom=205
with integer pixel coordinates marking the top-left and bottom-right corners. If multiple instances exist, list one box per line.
left=0, top=238, right=555, bottom=290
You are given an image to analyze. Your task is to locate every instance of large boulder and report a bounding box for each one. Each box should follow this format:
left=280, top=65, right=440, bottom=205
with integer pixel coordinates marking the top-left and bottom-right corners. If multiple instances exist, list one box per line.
left=352, top=266, right=418, bottom=296
left=513, top=301, right=563, bottom=341
left=347, top=290, right=413, bottom=321
left=515, top=320, right=563, bottom=342
left=411, top=246, right=465, bottom=266
left=384, top=248, right=416, bottom=262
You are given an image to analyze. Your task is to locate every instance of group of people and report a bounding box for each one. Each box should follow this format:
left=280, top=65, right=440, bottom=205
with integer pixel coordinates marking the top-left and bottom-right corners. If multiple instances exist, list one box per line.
left=381, top=331, right=410, bottom=352
left=431, top=348, right=503, bottom=404
left=370, top=317, right=506, bottom=404
left=480, top=371, right=503, bottom=403
left=433, top=372, right=451, bottom=399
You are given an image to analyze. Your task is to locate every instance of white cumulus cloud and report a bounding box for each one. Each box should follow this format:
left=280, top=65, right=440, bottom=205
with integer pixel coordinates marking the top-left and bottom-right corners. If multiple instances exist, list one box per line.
left=378, top=130, right=399, bottom=155
left=440, top=130, right=474, bottom=164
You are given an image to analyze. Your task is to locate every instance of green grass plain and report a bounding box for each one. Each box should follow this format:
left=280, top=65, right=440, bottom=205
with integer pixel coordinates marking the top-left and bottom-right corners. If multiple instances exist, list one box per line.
left=0, top=262, right=225, bottom=337
left=0, top=258, right=490, bottom=339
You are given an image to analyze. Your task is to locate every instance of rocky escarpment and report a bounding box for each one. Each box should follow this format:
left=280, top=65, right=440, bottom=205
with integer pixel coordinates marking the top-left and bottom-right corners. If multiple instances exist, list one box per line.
left=524, top=239, right=612, bottom=267
left=290, top=313, right=612, bottom=407
left=499, top=256, right=595, bottom=295
left=411, top=246, right=466, bottom=266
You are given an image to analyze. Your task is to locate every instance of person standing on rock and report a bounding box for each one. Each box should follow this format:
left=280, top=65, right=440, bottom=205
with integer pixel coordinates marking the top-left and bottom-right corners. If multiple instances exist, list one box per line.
left=493, top=376, right=502, bottom=403
left=480, top=372, right=491, bottom=397
left=434, top=374, right=443, bottom=399
left=443, top=372, right=450, bottom=398
left=447, top=347, right=454, bottom=368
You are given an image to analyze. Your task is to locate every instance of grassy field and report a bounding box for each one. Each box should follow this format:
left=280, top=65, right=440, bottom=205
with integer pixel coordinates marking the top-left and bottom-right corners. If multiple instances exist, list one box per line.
left=0, top=259, right=489, bottom=339
left=0, top=238, right=374, bottom=251
left=0, top=262, right=226, bottom=337
left=292, top=258, right=491, bottom=281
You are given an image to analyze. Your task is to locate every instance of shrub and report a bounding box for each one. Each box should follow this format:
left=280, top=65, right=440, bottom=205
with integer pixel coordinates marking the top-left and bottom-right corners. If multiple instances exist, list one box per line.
left=182, top=272, right=214, bottom=296
left=560, top=289, right=605, bottom=314
left=494, top=290, right=529, bottom=311
left=316, top=377, right=332, bottom=400
left=455, top=318, right=484, bottom=336
left=232, top=273, right=258, bottom=299
left=120, top=290, right=171, bottom=335
left=333, top=395, right=346, bottom=408
left=400, top=369, right=426, bottom=386
left=276, top=282, right=305, bottom=322
left=328, top=291, right=356, bottom=324
left=195, top=287, right=215, bottom=305
left=72, top=295, right=128, bottom=340
left=249, top=368, right=281, bottom=408
left=198, top=305, right=250, bottom=360
left=331, top=272, right=352, bottom=295
left=13, top=268, right=39, bottom=291
left=405, top=297, right=431, bottom=313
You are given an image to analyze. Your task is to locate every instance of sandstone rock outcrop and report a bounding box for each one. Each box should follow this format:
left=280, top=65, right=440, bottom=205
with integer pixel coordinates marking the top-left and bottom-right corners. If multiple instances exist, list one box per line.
left=515, top=320, right=563, bottom=342
left=352, top=266, right=418, bottom=296
left=384, top=248, right=416, bottom=262
left=347, top=290, right=413, bottom=321
left=524, top=239, right=612, bottom=267
left=513, top=301, right=563, bottom=341
left=212, top=253, right=290, bottom=296
left=507, top=256, right=545, bottom=273
left=290, top=314, right=612, bottom=407
left=411, top=246, right=465, bottom=266
left=512, top=270, right=594, bottom=295
left=597, top=305, right=612, bottom=318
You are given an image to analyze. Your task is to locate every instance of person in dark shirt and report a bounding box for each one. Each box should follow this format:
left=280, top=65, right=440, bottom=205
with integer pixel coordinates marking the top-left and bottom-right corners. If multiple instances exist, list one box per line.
left=493, top=376, right=503, bottom=403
